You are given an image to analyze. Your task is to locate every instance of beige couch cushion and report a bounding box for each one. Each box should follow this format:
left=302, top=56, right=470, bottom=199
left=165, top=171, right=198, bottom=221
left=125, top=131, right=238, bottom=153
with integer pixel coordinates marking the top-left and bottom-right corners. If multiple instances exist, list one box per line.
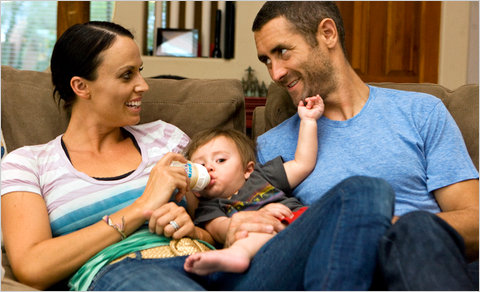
left=1, top=66, right=245, bottom=152
left=140, top=77, right=245, bottom=138
left=258, top=82, right=478, bottom=170
left=1, top=66, right=67, bottom=152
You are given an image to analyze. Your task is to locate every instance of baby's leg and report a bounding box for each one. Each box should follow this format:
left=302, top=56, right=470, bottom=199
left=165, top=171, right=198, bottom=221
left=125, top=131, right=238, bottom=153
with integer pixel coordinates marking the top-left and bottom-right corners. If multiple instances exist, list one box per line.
left=184, top=232, right=274, bottom=275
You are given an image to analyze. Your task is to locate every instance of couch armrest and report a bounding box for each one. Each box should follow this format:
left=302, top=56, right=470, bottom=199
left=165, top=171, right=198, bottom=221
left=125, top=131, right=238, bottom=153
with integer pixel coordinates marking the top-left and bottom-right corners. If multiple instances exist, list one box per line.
left=252, top=106, right=266, bottom=141
left=2, top=250, right=38, bottom=290
left=2, top=277, right=38, bottom=291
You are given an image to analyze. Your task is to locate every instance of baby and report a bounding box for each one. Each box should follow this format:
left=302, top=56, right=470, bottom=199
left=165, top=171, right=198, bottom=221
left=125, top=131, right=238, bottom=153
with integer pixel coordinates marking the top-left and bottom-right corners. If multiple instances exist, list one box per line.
left=183, top=95, right=324, bottom=275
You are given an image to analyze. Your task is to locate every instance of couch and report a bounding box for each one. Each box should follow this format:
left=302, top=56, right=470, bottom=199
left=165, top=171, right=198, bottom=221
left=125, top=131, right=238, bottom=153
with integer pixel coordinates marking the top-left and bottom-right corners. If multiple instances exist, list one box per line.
left=253, top=82, right=479, bottom=170
left=1, top=64, right=478, bottom=290
left=0, top=65, right=245, bottom=290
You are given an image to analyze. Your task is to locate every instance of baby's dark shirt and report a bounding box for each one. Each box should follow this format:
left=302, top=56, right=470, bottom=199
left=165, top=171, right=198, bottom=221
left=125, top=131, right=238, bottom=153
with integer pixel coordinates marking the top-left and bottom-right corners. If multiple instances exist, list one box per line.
left=194, top=156, right=304, bottom=227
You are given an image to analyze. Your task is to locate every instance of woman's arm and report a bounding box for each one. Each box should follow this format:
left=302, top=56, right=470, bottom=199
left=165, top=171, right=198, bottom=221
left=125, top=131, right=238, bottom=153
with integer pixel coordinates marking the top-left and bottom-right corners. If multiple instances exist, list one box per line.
left=1, top=152, right=190, bottom=289
left=1, top=191, right=148, bottom=289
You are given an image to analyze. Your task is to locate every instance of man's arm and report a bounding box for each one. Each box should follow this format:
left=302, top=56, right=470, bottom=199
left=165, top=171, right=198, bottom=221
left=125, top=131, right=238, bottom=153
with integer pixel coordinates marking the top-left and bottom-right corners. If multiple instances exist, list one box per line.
left=434, top=179, right=479, bottom=261
left=207, top=211, right=287, bottom=248
left=223, top=211, right=285, bottom=248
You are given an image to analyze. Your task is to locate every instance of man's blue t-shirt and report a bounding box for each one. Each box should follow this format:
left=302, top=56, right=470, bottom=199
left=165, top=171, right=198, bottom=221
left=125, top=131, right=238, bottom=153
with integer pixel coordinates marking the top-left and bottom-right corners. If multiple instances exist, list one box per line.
left=256, top=86, right=478, bottom=216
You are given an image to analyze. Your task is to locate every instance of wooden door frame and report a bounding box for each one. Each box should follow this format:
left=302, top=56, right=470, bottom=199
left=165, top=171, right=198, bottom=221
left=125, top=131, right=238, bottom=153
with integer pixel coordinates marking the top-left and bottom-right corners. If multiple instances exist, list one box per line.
left=57, top=1, right=90, bottom=39
left=418, top=1, right=441, bottom=83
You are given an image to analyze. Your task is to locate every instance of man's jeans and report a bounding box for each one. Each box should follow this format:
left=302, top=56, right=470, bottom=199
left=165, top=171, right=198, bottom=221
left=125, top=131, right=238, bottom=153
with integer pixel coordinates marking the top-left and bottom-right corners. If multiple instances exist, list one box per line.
left=89, top=176, right=395, bottom=291
left=375, top=211, right=478, bottom=290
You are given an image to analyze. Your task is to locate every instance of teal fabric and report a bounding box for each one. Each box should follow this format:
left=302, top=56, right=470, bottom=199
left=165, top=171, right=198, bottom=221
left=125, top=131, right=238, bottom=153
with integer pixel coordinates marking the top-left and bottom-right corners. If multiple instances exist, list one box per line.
left=68, top=227, right=213, bottom=291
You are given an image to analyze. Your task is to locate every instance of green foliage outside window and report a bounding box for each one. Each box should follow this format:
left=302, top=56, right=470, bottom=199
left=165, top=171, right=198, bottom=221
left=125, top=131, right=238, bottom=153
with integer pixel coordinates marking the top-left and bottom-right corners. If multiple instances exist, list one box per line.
left=1, top=1, right=57, bottom=71
left=1, top=1, right=114, bottom=72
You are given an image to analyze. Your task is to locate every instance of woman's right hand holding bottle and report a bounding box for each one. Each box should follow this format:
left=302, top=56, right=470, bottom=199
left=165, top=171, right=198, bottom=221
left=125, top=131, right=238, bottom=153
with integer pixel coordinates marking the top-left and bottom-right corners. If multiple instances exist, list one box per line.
left=136, top=152, right=189, bottom=212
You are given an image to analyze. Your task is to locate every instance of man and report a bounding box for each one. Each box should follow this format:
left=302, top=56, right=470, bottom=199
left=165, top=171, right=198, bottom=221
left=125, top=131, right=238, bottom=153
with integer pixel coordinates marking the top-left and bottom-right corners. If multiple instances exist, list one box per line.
left=226, top=2, right=478, bottom=290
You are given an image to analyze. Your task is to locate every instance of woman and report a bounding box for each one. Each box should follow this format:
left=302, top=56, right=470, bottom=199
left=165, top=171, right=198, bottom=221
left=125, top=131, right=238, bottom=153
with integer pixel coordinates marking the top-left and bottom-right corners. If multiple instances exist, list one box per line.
left=2, top=21, right=395, bottom=291
left=1, top=21, right=214, bottom=290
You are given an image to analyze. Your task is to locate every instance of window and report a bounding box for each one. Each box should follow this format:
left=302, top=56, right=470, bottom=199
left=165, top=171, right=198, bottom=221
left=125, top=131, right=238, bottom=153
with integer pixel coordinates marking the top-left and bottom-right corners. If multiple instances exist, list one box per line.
left=90, top=1, right=115, bottom=22
left=1, top=1, right=57, bottom=71
left=146, top=1, right=167, bottom=56
left=1, top=1, right=114, bottom=71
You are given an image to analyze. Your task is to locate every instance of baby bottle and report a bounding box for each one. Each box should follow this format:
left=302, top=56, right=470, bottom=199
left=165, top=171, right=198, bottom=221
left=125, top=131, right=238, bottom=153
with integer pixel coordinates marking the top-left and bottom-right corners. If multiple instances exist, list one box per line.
left=171, top=161, right=211, bottom=191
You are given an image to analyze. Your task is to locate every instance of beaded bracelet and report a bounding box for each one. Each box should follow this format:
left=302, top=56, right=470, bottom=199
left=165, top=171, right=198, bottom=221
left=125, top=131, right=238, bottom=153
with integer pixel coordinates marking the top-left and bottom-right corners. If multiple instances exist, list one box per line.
left=102, top=215, right=126, bottom=240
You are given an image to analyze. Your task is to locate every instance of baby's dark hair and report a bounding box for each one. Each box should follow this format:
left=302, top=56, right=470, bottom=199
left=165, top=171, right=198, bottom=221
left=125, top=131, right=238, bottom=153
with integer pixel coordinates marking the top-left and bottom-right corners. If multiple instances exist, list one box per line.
left=185, top=128, right=256, bottom=168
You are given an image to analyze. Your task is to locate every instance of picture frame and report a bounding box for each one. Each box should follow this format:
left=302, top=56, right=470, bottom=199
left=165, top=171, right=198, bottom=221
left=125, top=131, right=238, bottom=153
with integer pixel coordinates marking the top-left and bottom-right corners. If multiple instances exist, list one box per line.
left=155, top=28, right=199, bottom=57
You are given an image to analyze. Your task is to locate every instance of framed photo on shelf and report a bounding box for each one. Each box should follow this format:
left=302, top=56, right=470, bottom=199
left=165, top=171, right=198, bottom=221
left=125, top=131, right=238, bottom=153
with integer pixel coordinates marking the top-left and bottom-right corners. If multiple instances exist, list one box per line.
left=155, top=28, right=199, bottom=57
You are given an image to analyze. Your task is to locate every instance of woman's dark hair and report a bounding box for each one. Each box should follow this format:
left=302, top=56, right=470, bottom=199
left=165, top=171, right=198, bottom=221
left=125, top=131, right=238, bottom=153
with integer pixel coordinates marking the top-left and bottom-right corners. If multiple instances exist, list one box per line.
left=252, top=1, right=347, bottom=56
left=50, top=21, right=134, bottom=114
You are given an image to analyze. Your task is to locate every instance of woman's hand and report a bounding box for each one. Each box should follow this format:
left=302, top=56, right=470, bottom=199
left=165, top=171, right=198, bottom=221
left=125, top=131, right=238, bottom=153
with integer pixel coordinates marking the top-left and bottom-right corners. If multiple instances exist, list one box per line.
left=224, top=210, right=285, bottom=248
left=138, top=152, right=189, bottom=211
left=145, top=202, right=196, bottom=239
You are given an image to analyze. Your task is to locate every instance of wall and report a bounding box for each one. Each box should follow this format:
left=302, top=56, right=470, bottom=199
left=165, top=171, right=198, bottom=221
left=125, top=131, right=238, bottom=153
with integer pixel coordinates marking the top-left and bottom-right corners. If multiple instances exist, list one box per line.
left=113, top=1, right=270, bottom=84
left=438, top=1, right=479, bottom=89
left=113, top=1, right=478, bottom=89
left=466, top=1, right=478, bottom=85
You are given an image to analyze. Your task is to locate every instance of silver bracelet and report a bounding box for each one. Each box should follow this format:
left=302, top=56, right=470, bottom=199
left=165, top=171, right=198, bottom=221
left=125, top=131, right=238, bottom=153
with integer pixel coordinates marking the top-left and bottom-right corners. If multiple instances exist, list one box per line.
left=102, top=215, right=126, bottom=240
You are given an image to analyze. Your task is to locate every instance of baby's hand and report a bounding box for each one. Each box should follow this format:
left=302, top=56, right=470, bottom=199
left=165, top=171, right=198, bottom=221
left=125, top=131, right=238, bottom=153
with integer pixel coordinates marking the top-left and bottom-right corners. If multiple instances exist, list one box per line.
left=297, top=94, right=324, bottom=121
left=260, top=203, right=293, bottom=221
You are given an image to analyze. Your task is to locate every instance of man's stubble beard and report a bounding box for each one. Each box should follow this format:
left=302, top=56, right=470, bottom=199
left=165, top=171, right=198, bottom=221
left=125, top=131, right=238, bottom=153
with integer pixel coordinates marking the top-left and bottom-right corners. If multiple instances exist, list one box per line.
left=298, top=48, right=337, bottom=103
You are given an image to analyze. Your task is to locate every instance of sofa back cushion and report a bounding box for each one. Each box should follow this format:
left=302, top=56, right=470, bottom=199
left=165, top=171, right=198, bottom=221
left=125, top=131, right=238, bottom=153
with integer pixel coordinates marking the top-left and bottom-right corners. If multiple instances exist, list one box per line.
left=1, top=66, right=245, bottom=152
left=264, top=82, right=479, bottom=170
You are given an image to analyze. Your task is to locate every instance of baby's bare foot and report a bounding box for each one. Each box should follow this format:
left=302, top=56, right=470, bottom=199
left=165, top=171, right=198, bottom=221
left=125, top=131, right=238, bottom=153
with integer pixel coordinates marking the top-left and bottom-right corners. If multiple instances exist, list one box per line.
left=184, top=249, right=250, bottom=275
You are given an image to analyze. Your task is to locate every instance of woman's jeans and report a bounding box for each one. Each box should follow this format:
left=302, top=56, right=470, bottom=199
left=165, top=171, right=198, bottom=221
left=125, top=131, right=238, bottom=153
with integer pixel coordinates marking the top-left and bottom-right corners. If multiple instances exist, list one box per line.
left=89, top=176, right=395, bottom=290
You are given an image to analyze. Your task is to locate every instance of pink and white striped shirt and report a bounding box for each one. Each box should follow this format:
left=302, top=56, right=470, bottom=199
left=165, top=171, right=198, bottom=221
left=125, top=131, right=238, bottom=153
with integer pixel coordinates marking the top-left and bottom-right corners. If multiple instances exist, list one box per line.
left=1, top=120, right=190, bottom=236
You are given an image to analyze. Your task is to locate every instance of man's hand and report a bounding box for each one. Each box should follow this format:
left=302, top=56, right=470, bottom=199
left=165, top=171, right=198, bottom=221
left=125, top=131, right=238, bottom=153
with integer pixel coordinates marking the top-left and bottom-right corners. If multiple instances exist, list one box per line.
left=224, top=210, right=285, bottom=248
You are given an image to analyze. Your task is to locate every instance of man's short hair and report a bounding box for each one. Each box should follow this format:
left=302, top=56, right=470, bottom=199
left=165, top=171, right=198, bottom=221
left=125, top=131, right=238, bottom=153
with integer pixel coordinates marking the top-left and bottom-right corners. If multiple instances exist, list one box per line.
left=252, top=1, right=347, bottom=56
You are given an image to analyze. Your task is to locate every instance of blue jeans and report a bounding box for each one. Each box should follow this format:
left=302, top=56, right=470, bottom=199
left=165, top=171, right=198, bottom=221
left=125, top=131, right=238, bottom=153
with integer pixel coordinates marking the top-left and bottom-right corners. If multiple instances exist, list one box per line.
left=89, top=176, right=395, bottom=291
left=375, top=211, right=478, bottom=290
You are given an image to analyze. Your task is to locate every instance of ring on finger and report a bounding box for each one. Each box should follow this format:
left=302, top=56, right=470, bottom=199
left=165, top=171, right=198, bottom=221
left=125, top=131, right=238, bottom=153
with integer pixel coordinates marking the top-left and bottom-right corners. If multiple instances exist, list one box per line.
left=169, top=220, right=180, bottom=231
